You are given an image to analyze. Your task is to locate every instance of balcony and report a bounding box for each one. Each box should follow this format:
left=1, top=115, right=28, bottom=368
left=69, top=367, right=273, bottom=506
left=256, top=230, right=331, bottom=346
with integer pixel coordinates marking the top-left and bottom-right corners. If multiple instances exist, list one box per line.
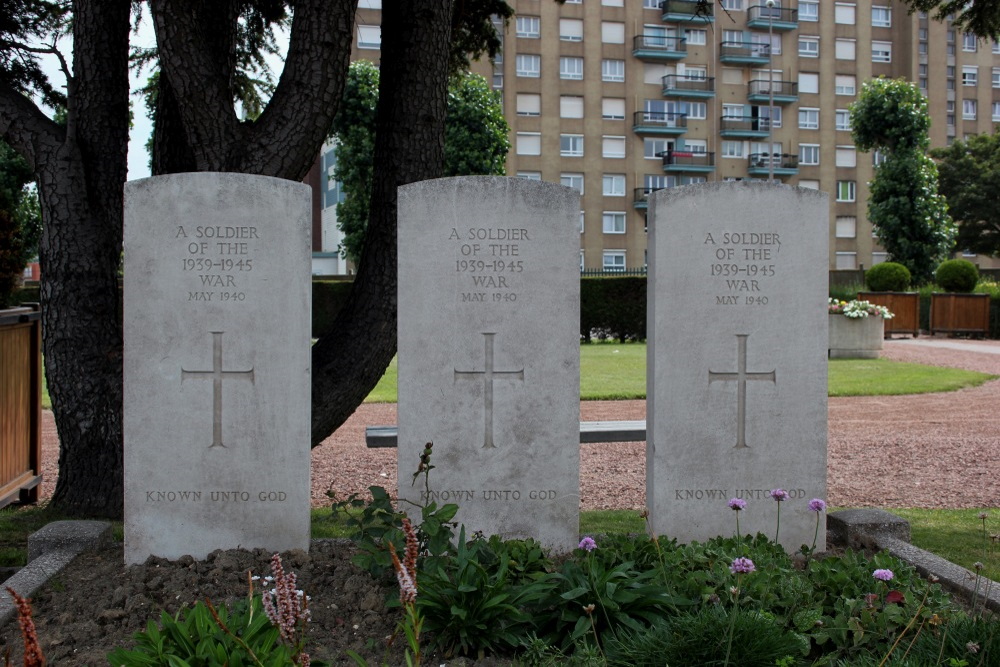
left=662, top=74, right=716, bottom=98
left=661, top=0, right=714, bottom=22
left=662, top=150, right=715, bottom=173
left=746, top=5, right=798, bottom=31
left=633, top=187, right=664, bottom=209
left=633, top=34, right=687, bottom=61
left=632, top=111, right=688, bottom=136
left=747, top=79, right=798, bottom=104
left=747, top=153, right=799, bottom=177
left=719, top=41, right=771, bottom=65
left=719, top=115, right=772, bottom=138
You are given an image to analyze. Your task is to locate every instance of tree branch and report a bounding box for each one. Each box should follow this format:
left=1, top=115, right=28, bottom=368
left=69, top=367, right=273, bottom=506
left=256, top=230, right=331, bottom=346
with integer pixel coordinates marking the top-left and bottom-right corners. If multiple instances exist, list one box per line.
left=0, top=78, right=64, bottom=171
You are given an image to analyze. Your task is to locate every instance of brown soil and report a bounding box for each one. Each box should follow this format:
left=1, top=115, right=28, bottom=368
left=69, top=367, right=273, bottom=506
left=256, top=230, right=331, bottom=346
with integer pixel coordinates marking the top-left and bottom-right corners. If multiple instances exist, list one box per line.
left=5, top=336, right=999, bottom=664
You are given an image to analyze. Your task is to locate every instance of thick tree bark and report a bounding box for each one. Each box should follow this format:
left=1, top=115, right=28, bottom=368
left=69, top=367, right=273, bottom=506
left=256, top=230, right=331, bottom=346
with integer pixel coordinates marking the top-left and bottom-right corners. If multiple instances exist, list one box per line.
left=311, top=0, right=454, bottom=445
left=151, top=70, right=198, bottom=175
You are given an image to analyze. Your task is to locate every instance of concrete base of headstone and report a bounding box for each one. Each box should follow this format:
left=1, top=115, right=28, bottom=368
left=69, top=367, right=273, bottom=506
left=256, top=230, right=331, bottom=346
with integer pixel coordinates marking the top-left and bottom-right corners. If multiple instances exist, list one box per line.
left=397, top=176, right=581, bottom=553
left=646, top=181, right=829, bottom=552
left=123, top=173, right=311, bottom=564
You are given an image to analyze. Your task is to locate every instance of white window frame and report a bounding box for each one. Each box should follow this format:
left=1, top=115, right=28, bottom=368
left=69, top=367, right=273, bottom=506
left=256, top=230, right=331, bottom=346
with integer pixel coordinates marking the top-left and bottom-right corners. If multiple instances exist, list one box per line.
left=516, top=93, right=541, bottom=117
left=721, top=141, right=745, bottom=158
left=560, top=57, right=584, bottom=80
left=962, top=66, right=978, bottom=86
left=560, top=134, right=584, bottom=157
left=721, top=0, right=744, bottom=10
left=601, top=21, right=626, bottom=44
left=515, top=132, right=541, bottom=156
left=686, top=29, right=707, bottom=46
left=799, top=36, right=819, bottom=58
left=602, top=59, right=625, bottom=82
left=799, top=0, right=818, bottom=21
left=835, top=252, right=857, bottom=270
left=835, top=109, right=851, bottom=131
left=560, top=173, right=584, bottom=194
left=835, top=146, right=857, bottom=168
left=644, top=138, right=669, bottom=159
left=836, top=180, right=856, bottom=202
left=835, top=75, right=856, bottom=95
left=515, top=16, right=540, bottom=39
left=603, top=174, right=626, bottom=197
left=602, top=212, right=627, bottom=234
left=517, top=171, right=541, bottom=180
left=559, top=18, right=584, bottom=42
left=836, top=216, right=857, bottom=238
left=603, top=251, right=626, bottom=271
left=872, top=41, right=891, bottom=63
left=963, top=33, right=978, bottom=52
left=516, top=54, right=540, bottom=78
left=799, top=143, right=820, bottom=165
left=602, top=135, right=627, bottom=158
left=963, top=99, right=977, bottom=120
left=993, top=101, right=1000, bottom=122
left=357, top=25, right=381, bottom=49
left=798, top=179, right=820, bottom=190
left=871, top=6, right=891, bottom=28
left=993, top=67, right=1000, bottom=88
left=685, top=101, right=707, bottom=120
left=799, top=72, right=819, bottom=94
left=835, top=3, right=856, bottom=25
left=560, top=95, right=584, bottom=119
left=835, top=38, right=856, bottom=60
left=799, top=108, right=820, bottom=130
left=603, top=98, right=626, bottom=120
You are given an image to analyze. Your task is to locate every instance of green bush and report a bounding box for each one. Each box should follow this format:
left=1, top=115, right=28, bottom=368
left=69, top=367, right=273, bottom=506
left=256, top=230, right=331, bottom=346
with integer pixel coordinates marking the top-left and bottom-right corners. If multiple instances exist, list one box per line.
left=312, top=280, right=353, bottom=338
left=864, top=262, right=911, bottom=292
left=580, top=276, right=646, bottom=342
left=935, top=259, right=979, bottom=293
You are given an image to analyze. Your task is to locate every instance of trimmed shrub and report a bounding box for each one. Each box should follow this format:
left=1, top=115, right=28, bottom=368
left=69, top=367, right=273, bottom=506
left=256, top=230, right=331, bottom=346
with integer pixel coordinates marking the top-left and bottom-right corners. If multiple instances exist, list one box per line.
left=864, top=262, right=910, bottom=292
left=312, top=280, right=354, bottom=338
left=935, top=259, right=979, bottom=293
left=580, top=276, right=646, bottom=342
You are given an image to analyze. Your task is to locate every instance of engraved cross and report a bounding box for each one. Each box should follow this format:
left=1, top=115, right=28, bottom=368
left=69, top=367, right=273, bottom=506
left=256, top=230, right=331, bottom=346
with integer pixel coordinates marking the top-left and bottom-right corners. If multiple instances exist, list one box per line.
left=708, top=333, right=775, bottom=449
left=454, top=332, right=524, bottom=448
left=181, top=331, right=255, bottom=448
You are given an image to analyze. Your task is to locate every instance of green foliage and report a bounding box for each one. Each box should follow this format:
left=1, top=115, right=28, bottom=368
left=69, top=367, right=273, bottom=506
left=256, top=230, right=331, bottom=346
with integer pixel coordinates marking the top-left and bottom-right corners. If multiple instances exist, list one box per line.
left=331, top=67, right=510, bottom=264
left=931, top=130, right=1000, bottom=257
left=0, top=1, right=70, bottom=109
left=107, top=596, right=321, bottom=666
left=448, top=1, right=514, bottom=74
left=936, top=259, right=980, bottom=293
left=850, top=78, right=931, bottom=154
left=444, top=73, right=510, bottom=176
left=580, top=277, right=647, bottom=342
left=865, top=262, right=911, bottom=292
left=867, top=152, right=955, bottom=285
left=902, top=0, right=1000, bottom=40
left=0, top=141, right=42, bottom=306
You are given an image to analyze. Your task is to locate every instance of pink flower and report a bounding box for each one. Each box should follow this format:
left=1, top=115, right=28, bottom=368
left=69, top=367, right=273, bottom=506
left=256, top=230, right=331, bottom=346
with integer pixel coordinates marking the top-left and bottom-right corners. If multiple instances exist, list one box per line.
left=730, top=557, right=756, bottom=574
left=770, top=489, right=789, bottom=502
left=873, top=568, right=894, bottom=581
left=578, top=536, right=597, bottom=552
left=808, top=498, right=827, bottom=512
left=260, top=554, right=311, bottom=663
left=728, top=498, right=747, bottom=511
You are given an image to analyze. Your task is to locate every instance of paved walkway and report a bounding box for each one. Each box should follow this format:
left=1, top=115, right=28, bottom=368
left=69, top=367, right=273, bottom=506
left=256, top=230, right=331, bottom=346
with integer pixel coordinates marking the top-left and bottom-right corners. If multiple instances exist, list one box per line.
left=888, top=336, right=1000, bottom=355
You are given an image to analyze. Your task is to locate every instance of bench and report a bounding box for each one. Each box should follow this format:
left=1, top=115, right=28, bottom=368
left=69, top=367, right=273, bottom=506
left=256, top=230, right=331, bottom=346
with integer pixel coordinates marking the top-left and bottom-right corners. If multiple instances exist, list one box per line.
left=365, top=420, right=647, bottom=448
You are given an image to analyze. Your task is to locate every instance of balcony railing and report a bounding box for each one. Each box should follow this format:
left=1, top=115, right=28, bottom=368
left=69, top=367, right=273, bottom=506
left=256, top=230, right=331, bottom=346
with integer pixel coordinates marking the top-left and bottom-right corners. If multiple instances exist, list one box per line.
left=747, top=5, right=798, bottom=30
left=719, top=115, right=772, bottom=136
left=747, top=152, right=800, bottom=175
left=662, top=74, right=716, bottom=97
left=632, top=111, right=688, bottom=135
left=662, top=150, right=715, bottom=171
left=747, top=79, right=799, bottom=103
left=632, top=34, right=687, bottom=60
left=719, top=41, right=771, bottom=64
left=662, top=0, right=714, bottom=21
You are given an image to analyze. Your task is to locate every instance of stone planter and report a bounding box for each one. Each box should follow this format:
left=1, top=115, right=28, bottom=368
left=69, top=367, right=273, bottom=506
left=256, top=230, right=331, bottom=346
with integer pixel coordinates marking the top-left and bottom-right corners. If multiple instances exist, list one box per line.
left=828, top=313, right=885, bottom=359
left=929, top=293, right=990, bottom=337
left=857, top=291, right=920, bottom=338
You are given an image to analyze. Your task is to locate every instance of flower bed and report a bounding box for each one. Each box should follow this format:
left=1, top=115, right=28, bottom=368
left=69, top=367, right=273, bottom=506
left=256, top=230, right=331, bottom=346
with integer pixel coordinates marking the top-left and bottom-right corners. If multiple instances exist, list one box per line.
left=829, top=299, right=892, bottom=359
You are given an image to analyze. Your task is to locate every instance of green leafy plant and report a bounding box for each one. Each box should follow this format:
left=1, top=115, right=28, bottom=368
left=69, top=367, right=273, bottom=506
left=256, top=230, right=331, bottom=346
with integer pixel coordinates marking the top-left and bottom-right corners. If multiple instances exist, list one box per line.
left=935, top=259, right=980, bottom=293
left=865, top=262, right=911, bottom=292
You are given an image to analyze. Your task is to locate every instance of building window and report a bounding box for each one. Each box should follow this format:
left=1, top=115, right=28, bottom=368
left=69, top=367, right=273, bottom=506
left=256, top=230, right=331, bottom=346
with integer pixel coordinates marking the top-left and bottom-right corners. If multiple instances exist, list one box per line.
left=684, top=139, right=707, bottom=153
left=643, top=63, right=669, bottom=85
left=835, top=252, right=857, bottom=270
left=517, top=171, right=541, bottom=180
left=603, top=0, right=625, bottom=5
left=686, top=101, right=707, bottom=120
left=721, top=141, right=745, bottom=158
left=603, top=98, right=625, bottom=120
left=516, top=54, right=540, bottom=78
left=963, top=99, right=977, bottom=120
left=993, top=68, right=1000, bottom=88
left=836, top=180, right=856, bottom=202
left=962, top=66, right=978, bottom=86
left=561, top=57, right=585, bottom=80
left=872, top=251, right=889, bottom=265
left=799, top=72, right=819, bottom=94
left=560, top=95, right=584, bottom=118
left=603, top=251, right=626, bottom=271
left=580, top=213, right=585, bottom=235
left=799, top=0, right=818, bottom=21
left=834, top=3, right=856, bottom=24
left=644, top=138, right=669, bottom=159
left=603, top=212, right=626, bottom=234
left=798, top=179, right=820, bottom=190
left=560, top=134, right=584, bottom=157
left=751, top=32, right=781, bottom=55
left=560, top=18, right=584, bottom=41
left=721, top=0, right=744, bottom=10
left=686, top=29, right=707, bottom=45
left=835, top=109, right=851, bottom=131
left=835, top=146, right=857, bottom=167
left=835, top=38, right=856, bottom=60
left=603, top=135, right=627, bottom=158
left=602, top=22, right=625, bottom=44
left=603, top=174, right=626, bottom=196
left=602, top=59, right=625, bottom=82
left=799, top=36, right=819, bottom=57
left=963, top=33, right=977, bottom=52
left=799, top=108, right=820, bottom=130
left=560, top=173, right=584, bottom=194
left=835, top=75, right=856, bottom=96
left=516, top=94, right=541, bottom=116
left=872, top=41, right=891, bottom=62
left=643, top=0, right=662, bottom=8
left=836, top=216, right=857, bottom=238
left=515, top=132, right=541, bottom=156
left=873, top=150, right=888, bottom=166
left=993, top=101, right=1000, bottom=122
left=357, top=25, right=381, bottom=49
left=799, top=144, right=820, bottom=165
left=871, top=6, right=891, bottom=27
left=515, top=16, right=540, bottom=38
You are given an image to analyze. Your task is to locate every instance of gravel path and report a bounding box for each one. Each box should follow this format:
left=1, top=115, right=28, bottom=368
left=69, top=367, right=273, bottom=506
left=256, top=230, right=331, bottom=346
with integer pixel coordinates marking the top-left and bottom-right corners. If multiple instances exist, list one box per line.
left=37, top=336, right=1000, bottom=511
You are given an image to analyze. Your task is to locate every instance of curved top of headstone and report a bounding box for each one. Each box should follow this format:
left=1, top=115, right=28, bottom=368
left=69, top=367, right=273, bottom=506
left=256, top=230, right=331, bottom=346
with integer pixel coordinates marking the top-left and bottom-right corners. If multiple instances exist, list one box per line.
left=648, top=179, right=828, bottom=209
left=400, top=175, right=579, bottom=208
left=126, top=171, right=309, bottom=192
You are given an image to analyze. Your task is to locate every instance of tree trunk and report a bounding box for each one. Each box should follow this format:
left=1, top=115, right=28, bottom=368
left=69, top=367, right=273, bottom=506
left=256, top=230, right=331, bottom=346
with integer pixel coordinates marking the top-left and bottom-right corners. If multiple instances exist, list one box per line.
left=151, top=73, right=198, bottom=175
left=44, top=0, right=132, bottom=517
left=311, top=0, right=454, bottom=445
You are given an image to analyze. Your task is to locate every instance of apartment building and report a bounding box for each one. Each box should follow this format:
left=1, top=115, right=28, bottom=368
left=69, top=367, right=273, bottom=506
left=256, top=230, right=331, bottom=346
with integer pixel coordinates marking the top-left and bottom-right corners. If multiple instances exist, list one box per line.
left=323, top=0, right=1000, bottom=274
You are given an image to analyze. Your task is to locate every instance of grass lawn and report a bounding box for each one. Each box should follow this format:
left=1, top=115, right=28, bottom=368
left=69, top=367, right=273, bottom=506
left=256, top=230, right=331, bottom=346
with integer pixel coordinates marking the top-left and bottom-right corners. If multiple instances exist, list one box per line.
left=363, top=342, right=996, bottom=403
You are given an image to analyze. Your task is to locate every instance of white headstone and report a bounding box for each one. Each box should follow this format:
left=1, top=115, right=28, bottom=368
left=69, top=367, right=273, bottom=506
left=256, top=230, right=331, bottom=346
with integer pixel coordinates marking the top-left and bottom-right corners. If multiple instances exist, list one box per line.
left=397, top=176, right=580, bottom=552
left=123, top=173, right=311, bottom=564
left=647, top=181, right=829, bottom=551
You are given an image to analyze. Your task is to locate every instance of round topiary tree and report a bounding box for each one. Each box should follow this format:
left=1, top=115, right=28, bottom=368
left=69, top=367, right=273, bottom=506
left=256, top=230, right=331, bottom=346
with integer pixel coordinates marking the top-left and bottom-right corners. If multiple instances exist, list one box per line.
left=865, top=262, right=911, bottom=292
left=935, top=259, right=979, bottom=293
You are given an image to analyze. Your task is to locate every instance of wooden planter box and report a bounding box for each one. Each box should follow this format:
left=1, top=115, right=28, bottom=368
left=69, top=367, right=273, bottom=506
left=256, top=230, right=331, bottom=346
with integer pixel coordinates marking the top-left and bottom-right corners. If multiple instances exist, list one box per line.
left=930, top=292, right=991, bottom=336
left=0, top=304, right=43, bottom=507
left=829, top=313, right=885, bottom=359
left=857, top=292, right=920, bottom=338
